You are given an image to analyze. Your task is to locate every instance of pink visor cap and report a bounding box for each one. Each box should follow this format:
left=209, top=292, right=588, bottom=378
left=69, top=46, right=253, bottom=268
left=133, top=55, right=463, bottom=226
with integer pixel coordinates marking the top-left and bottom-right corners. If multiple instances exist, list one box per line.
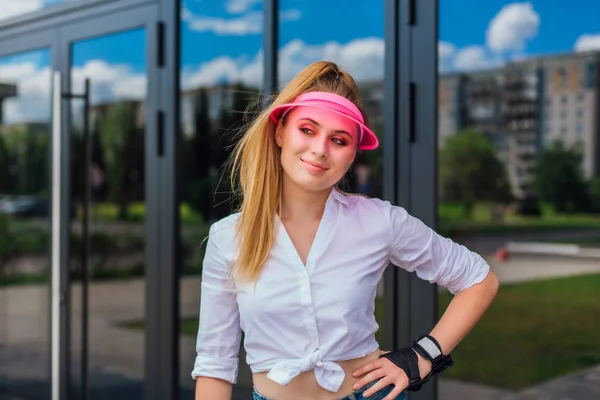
left=268, top=91, right=379, bottom=150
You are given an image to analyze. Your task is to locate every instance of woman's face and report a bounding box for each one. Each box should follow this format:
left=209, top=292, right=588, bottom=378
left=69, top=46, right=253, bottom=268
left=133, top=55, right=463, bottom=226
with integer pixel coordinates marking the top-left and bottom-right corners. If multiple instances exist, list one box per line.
left=275, top=106, right=359, bottom=193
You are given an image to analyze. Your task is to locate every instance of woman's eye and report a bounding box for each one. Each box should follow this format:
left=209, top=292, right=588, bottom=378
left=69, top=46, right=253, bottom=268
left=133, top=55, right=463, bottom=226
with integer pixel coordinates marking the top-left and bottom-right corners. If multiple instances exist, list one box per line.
left=300, top=128, right=314, bottom=134
left=332, top=138, right=347, bottom=146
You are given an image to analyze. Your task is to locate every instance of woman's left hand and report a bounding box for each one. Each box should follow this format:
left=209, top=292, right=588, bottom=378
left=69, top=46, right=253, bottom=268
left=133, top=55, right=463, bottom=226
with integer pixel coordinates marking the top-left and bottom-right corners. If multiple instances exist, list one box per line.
left=351, top=349, right=432, bottom=399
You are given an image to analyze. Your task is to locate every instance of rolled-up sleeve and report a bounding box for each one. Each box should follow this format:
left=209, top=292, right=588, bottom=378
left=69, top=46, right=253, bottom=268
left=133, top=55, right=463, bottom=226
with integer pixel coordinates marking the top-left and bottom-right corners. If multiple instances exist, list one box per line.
left=387, top=204, right=490, bottom=295
left=191, top=223, right=242, bottom=383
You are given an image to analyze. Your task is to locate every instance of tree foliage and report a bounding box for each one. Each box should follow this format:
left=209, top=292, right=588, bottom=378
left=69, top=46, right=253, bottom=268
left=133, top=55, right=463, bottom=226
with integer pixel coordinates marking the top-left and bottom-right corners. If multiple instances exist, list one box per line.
left=99, top=101, right=145, bottom=220
left=534, top=140, right=588, bottom=213
left=439, top=130, right=512, bottom=213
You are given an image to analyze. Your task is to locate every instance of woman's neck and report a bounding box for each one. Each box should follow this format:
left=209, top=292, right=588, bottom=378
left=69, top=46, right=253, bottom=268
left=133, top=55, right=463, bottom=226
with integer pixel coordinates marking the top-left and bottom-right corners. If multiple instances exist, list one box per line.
left=280, top=179, right=332, bottom=223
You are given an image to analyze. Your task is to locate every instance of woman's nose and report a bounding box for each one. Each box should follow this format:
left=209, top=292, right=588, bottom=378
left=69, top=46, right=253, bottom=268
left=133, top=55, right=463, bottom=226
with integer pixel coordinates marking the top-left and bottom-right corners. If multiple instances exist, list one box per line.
left=311, top=138, right=329, bottom=158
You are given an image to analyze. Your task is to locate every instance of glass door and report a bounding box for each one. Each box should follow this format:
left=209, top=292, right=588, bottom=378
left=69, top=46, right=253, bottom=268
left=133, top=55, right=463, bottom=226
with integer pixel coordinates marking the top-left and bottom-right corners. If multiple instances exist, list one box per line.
left=57, top=6, right=160, bottom=400
left=0, top=31, right=57, bottom=400
left=0, top=4, right=163, bottom=399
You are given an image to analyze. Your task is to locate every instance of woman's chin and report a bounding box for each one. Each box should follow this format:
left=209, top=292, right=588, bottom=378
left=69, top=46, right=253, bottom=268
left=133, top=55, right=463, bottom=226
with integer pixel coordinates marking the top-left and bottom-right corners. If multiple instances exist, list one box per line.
left=287, top=173, right=337, bottom=193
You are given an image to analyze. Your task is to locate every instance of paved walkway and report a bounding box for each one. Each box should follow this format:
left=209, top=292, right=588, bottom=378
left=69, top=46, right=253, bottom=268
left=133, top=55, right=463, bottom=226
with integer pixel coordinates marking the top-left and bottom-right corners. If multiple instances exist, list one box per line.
left=2, top=253, right=600, bottom=399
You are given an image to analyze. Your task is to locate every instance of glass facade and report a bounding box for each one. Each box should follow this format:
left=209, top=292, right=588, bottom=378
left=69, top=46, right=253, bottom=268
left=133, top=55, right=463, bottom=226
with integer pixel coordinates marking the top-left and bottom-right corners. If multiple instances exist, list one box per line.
left=1, top=0, right=598, bottom=399
left=277, top=0, right=387, bottom=341
left=67, top=28, right=147, bottom=399
left=0, top=48, right=52, bottom=400
left=178, top=0, right=264, bottom=397
left=437, top=0, right=600, bottom=397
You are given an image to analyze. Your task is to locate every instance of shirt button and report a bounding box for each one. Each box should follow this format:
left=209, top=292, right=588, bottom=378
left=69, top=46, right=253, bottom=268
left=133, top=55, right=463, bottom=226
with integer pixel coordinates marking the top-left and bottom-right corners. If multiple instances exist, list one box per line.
left=316, top=361, right=323, bottom=367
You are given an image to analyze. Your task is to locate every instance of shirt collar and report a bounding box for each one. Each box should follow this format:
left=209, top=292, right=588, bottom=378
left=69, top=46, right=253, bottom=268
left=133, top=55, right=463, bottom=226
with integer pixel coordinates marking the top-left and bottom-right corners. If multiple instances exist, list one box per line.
left=331, top=187, right=349, bottom=206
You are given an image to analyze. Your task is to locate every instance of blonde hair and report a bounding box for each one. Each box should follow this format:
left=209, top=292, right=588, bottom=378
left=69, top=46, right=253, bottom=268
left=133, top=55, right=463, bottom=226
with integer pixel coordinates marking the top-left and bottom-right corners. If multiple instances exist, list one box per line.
left=228, top=61, right=369, bottom=282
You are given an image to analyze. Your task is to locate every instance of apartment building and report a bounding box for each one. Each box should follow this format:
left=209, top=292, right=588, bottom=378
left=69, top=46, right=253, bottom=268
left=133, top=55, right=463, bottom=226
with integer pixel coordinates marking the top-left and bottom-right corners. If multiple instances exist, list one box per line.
left=439, top=50, right=600, bottom=199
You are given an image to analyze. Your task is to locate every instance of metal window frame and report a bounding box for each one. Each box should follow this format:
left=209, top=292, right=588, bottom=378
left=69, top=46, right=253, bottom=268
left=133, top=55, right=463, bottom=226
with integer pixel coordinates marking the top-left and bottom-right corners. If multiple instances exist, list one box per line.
left=383, top=0, right=439, bottom=400
left=158, top=0, right=181, bottom=399
left=263, top=0, right=279, bottom=97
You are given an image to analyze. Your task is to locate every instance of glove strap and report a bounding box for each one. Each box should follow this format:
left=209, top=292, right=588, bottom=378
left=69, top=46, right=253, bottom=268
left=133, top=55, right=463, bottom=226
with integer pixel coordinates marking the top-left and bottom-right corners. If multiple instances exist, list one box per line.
left=380, top=335, right=454, bottom=392
left=380, top=348, right=424, bottom=391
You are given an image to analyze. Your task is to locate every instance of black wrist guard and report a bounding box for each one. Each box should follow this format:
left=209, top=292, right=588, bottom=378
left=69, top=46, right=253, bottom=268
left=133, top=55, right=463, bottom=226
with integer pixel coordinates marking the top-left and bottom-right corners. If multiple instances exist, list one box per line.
left=380, top=335, right=454, bottom=392
left=412, top=334, right=454, bottom=378
left=380, top=348, right=424, bottom=391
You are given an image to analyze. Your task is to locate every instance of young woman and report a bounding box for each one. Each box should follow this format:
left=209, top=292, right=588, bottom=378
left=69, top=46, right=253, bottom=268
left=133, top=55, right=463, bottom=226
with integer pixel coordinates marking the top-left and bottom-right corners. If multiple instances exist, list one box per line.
left=192, top=61, right=499, bottom=400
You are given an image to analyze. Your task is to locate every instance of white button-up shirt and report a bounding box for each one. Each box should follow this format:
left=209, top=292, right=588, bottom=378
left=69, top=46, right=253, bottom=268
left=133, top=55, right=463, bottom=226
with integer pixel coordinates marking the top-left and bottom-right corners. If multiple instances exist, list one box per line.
left=191, top=188, right=490, bottom=392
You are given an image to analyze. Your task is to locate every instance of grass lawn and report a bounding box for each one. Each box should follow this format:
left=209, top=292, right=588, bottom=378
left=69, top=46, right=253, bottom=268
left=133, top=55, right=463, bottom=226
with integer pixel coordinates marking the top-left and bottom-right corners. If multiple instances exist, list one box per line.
left=436, top=273, right=600, bottom=389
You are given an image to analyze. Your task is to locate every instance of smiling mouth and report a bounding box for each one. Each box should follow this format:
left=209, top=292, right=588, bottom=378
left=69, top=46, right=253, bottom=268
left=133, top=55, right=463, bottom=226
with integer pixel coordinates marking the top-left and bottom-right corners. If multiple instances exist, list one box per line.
left=301, top=159, right=329, bottom=171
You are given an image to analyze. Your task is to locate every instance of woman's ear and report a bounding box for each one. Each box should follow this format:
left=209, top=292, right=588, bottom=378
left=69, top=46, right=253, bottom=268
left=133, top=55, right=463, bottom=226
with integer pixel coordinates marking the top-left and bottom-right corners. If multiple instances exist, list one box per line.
left=275, top=123, right=283, bottom=147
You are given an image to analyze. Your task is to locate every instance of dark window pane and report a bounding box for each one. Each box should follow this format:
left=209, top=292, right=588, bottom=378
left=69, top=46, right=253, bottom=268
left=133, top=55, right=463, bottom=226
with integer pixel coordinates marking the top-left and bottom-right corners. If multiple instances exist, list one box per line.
left=179, top=1, right=264, bottom=398
left=0, top=47, right=52, bottom=400
left=69, top=28, right=147, bottom=399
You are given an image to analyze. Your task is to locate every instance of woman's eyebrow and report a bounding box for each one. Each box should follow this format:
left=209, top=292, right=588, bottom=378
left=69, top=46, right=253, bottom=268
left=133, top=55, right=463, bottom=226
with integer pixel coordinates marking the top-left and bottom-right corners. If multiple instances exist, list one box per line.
left=298, top=117, right=352, bottom=137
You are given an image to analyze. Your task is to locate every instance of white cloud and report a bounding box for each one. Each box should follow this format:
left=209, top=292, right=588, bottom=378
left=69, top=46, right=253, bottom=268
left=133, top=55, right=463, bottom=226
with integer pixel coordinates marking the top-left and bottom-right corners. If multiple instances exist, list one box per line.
left=226, top=0, right=261, bottom=14
left=181, top=37, right=386, bottom=91
left=71, top=60, right=146, bottom=104
left=279, top=38, right=385, bottom=84
left=438, top=41, right=456, bottom=71
left=182, top=8, right=262, bottom=35
left=1, top=62, right=51, bottom=124
left=2, top=37, right=384, bottom=124
left=182, top=55, right=262, bottom=88
left=182, top=6, right=303, bottom=36
left=574, top=33, right=600, bottom=52
left=486, top=2, right=540, bottom=53
left=0, top=0, right=44, bottom=20
left=280, top=9, right=302, bottom=22
left=454, top=46, right=495, bottom=71
left=440, top=2, right=540, bottom=73
left=0, top=0, right=79, bottom=21
left=0, top=59, right=145, bottom=125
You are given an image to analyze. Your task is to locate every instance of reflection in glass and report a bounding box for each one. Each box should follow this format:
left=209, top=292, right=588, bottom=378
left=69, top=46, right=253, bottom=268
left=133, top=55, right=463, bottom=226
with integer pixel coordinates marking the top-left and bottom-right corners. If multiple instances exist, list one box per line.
left=69, top=28, right=146, bottom=399
left=278, top=1, right=385, bottom=198
left=438, top=0, right=600, bottom=394
left=278, top=0, right=386, bottom=332
left=0, top=48, right=52, bottom=399
left=0, top=0, right=85, bottom=23
left=179, top=1, right=264, bottom=397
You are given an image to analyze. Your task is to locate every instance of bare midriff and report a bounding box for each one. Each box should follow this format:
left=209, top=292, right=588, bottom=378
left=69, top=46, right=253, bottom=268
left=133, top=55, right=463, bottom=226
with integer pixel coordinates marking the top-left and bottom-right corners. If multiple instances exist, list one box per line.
left=252, top=348, right=382, bottom=400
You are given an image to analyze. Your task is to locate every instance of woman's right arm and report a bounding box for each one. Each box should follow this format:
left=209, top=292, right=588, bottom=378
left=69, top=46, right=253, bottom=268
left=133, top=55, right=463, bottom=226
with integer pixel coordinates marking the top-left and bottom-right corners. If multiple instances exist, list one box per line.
left=192, top=223, right=242, bottom=400
left=195, top=376, right=232, bottom=399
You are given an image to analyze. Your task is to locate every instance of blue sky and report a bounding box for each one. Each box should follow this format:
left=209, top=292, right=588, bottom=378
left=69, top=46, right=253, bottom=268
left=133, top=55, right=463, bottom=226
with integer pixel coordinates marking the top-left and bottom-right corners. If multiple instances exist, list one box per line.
left=1, top=0, right=599, bottom=123
left=441, top=0, right=599, bottom=56
left=181, top=0, right=385, bottom=67
left=2, top=1, right=598, bottom=74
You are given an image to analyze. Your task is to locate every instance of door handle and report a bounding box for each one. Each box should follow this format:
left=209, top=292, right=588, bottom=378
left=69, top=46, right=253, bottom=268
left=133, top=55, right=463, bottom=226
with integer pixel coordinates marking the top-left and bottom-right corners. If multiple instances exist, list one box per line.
left=51, top=70, right=62, bottom=400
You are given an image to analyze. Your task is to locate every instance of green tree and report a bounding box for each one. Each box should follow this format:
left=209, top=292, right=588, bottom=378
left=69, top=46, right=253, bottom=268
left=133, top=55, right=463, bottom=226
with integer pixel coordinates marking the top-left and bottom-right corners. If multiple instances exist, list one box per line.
left=99, top=102, right=144, bottom=220
left=439, top=129, right=512, bottom=215
left=534, top=140, right=588, bottom=213
left=0, top=135, right=14, bottom=193
left=2, top=124, right=49, bottom=196
left=588, top=176, right=600, bottom=213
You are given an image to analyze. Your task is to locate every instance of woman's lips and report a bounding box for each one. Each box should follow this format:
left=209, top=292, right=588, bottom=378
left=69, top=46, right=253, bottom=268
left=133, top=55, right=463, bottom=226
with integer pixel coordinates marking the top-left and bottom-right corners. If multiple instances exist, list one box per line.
left=301, top=158, right=328, bottom=172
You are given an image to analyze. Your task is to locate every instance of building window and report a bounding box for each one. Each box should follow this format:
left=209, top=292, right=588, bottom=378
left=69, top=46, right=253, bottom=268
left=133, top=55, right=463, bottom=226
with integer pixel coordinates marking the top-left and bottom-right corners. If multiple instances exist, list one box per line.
left=586, top=62, right=596, bottom=88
